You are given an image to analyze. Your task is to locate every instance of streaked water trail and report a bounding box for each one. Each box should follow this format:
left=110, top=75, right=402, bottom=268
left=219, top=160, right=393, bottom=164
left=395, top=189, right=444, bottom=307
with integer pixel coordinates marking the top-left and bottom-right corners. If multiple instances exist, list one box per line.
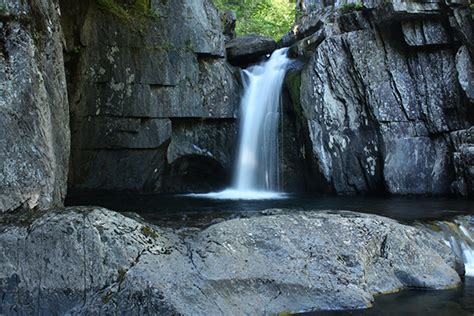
left=424, top=217, right=474, bottom=277
left=192, top=48, right=291, bottom=200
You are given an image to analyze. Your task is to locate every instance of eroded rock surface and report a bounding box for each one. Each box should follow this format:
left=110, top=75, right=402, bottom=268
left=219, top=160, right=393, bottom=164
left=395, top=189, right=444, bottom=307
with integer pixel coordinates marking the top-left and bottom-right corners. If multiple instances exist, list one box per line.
left=0, top=208, right=462, bottom=314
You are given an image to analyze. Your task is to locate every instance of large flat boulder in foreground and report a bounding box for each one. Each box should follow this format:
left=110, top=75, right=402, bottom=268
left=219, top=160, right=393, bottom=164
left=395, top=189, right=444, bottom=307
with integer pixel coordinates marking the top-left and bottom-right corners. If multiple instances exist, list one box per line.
left=0, top=208, right=462, bottom=314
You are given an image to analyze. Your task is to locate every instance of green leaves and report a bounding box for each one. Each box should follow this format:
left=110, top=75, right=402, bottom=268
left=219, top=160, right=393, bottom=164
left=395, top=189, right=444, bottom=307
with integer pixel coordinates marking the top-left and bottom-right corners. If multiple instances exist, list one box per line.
left=213, top=0, right=296, bottom=40
left=96, top=0, right=156, bottom=23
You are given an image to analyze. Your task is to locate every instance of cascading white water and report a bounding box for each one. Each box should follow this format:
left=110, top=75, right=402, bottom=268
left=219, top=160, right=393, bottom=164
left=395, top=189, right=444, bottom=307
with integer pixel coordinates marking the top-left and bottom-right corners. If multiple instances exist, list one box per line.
left=233, top=47, right=290, bottom=192
left=189, top=48, right=291, bottom=200
left=424, top=219, right=474, bottom=277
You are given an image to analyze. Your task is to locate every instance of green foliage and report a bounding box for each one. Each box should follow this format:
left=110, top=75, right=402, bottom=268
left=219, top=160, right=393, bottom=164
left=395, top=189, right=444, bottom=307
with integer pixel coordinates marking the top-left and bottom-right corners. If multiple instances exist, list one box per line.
left=96, top=0, right=158, bottom=28
left=213, top=0, right=296, bottom=40
left=340, top=1, right=365, bottom=13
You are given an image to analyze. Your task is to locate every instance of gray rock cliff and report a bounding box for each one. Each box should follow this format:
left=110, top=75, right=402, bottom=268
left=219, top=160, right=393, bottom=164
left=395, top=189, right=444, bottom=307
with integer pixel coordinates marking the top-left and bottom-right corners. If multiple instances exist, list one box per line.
left=285, top=0, right=474, bottom=195
left=0, top=0, right=70, bottom=213
left=61, top=0, right=241, bottom=194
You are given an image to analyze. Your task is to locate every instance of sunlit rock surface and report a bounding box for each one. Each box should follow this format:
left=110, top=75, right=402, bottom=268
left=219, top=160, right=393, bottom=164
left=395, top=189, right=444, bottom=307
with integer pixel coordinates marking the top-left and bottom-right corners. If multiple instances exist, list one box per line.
left=285, top=0, right=474, bottom=195
left=0, top=208, right=462, bottom=314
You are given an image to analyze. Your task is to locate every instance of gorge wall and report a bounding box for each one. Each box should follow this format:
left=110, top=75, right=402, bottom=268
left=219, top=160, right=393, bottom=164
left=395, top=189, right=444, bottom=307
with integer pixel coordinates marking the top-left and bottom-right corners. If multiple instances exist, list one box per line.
left=61, top=0, right=241, bottom=194
left=285, top=0, right=474, bottom=195
left=0, top=0, right=70, bottom=213
left=0, top=0, right=473, bottom=215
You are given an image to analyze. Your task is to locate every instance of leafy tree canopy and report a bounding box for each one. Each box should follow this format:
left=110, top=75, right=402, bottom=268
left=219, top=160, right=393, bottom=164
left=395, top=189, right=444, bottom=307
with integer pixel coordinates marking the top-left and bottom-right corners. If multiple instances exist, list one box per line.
left=213, top=0, right=296, bottom=40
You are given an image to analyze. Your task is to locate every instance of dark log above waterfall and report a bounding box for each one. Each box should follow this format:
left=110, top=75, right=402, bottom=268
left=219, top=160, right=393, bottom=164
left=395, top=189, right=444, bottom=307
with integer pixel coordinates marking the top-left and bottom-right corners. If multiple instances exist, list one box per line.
left=226, top=35, right=277, bottom=67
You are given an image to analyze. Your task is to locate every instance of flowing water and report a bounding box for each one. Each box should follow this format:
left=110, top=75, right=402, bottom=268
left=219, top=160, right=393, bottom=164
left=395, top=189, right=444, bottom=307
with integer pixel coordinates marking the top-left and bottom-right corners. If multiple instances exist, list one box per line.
left=190, top=48, right=291, bottom=200
left=233, top=48, right=290, bottom=191
left=425, top=218, right=474, bottom=277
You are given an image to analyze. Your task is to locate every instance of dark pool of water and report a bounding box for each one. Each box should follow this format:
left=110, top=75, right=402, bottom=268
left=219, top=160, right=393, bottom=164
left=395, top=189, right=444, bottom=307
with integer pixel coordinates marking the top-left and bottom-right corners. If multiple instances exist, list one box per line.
left=65, top=192, right=474, bottom=314
left=66, top=191, right=473, bottom=228
left=308, top=276, right=474, bottom=316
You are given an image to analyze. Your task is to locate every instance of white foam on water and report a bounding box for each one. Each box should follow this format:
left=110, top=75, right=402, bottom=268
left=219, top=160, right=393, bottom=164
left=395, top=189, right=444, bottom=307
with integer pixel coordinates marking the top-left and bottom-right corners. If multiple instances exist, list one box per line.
left=459, top=224, right=474, bottom=277
left=186, top=189, right=288, bottom=201
left=461, top=243, right=474, bottom=277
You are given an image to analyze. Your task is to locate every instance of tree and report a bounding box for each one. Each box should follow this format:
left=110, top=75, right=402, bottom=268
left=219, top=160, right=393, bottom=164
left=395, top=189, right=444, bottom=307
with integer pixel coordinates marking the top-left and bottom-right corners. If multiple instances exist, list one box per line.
left=213, top=0, right=296, bottom=40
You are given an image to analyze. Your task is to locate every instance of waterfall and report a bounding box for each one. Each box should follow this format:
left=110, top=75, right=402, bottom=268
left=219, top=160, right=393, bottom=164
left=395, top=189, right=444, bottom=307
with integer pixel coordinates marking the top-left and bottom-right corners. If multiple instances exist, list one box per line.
left=424, top=218, right=474, bottom=277
left=233, top=48, right=291, bottom=192
left=189, top=48, right=291, bottom=200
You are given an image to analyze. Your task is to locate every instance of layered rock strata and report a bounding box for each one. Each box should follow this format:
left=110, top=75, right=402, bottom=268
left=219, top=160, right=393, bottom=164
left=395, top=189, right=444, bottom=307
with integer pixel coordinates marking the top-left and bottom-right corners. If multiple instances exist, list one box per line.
left=285, top=0, right=474, bottom=195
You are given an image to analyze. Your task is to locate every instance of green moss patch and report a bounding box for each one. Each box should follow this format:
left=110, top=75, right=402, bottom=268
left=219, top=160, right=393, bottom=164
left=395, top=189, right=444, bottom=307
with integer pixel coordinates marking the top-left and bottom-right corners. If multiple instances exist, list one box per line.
left=340, top=1, right=365, bottom=13
left=141, top=225, right=160, bottom=239
left=96, top=0, right=158, bottom=32
left=285, top=71, right=303, bottom=121
left=0, top=4, right=7, bottom=16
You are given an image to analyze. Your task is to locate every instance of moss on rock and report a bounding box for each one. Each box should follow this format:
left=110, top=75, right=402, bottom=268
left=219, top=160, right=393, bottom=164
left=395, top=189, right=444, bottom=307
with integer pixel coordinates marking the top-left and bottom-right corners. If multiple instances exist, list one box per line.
left=284, top=71, right=303, bottom=121
left=141, top=225, right=160, bottom=239
left=96, top=0, right=157, bottom=32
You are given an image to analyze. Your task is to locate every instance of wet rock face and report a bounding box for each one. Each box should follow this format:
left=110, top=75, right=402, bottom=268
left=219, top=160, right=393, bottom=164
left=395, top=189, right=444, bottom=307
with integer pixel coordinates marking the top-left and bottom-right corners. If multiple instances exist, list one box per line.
left=286, top=0, right=474, bottom=195
left=0, top=208, right=462, bottom=314
left=0, top=1, right=70, bottom=213
left=61, top=0, right=241, bottom=194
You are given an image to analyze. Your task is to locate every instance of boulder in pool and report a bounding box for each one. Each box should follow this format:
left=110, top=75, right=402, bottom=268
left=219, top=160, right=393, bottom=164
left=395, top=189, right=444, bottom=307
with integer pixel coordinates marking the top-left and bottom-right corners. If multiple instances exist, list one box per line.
left=0, top=208, right=462, bottom=314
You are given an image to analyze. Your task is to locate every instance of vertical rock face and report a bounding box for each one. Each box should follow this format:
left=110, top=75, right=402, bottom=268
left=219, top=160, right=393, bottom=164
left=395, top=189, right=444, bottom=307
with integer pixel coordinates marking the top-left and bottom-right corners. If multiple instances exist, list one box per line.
left=61, top=0, right=241, bottom=193
left=0, top=0, right=70, bottom=212
left=286, top=0, right=474, bottom=195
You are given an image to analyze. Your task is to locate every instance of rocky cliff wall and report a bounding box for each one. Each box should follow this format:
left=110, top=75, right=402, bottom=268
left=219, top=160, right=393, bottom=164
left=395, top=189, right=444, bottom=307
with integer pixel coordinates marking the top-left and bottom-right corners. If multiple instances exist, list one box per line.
left=0, top=0, right=70, bottom=213
left=61, top=0, right=241, bottom=194
left=1, top=0, right=471, bottom=202
left=285, top=0, right=474, bottom=195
